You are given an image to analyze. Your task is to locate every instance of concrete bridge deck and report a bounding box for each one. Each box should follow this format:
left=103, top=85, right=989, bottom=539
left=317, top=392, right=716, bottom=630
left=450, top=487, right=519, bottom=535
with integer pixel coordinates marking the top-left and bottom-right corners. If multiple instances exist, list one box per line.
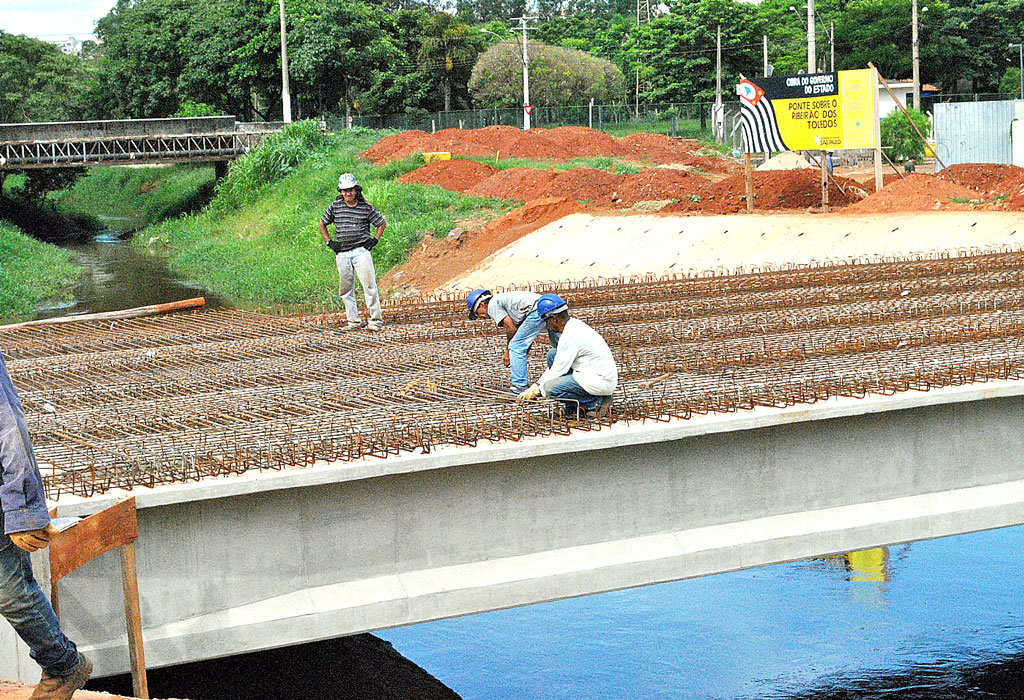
left=3, top=250, right=1024, bottom=680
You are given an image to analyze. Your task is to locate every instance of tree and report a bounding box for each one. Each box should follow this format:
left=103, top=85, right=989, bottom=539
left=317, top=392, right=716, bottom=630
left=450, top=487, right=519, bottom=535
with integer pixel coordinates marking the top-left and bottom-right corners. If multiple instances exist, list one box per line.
left=0, top=32, right=99, bottom=122
left=1000, top=66, right=1022, bottom=97
left=469, top=39, right=624, bottom=105
left=880, top=107, right=930, bottom=162
left=418, top=13, right=483, bottom=111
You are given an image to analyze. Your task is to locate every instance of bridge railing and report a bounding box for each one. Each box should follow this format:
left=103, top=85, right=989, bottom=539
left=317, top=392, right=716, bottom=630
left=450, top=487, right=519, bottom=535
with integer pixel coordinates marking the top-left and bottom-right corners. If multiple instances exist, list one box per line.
left=0, top=131, right=272, bottom=169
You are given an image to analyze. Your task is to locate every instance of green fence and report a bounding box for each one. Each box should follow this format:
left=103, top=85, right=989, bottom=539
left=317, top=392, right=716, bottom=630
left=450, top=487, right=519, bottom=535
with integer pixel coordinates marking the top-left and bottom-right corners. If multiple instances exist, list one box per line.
left=326, top=102, right=719, bottom=139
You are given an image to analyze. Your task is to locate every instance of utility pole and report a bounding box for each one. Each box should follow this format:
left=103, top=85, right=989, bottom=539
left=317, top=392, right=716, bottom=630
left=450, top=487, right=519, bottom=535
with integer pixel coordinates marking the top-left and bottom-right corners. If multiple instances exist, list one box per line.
left=715, top=24, right=722, bottom=141
left=807, top=0, right=816, bottom=73
left=278, top=0, right=292, bottom=123
left=512, top=16, right=536, bottom=130
left=830, top=20, right=835, bottom=72
left=1011, top=43, right=1024, bottom=99
left=763, top=34, right=769, bottom=76
left=912, top=0, right=921, bottom=110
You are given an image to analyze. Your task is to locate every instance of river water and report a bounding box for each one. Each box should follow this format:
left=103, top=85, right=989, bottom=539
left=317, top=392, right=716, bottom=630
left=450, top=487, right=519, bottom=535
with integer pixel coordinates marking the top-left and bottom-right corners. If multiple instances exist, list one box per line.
left=34, top=229, right=222, bottom=319
left=41, top=232, right=1024, bottom=700
left=378, top=525, right=1024, bottom=700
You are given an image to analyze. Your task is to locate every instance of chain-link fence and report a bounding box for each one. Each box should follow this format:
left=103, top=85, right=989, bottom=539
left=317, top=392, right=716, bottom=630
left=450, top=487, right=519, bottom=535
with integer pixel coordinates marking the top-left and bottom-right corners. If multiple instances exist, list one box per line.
left=326, top=102, right=725, bottom=140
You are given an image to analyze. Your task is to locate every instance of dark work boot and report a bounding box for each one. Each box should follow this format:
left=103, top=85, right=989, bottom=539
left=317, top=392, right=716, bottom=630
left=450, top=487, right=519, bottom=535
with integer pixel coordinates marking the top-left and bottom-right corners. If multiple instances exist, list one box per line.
left=29, top=653, right=92, bottom=700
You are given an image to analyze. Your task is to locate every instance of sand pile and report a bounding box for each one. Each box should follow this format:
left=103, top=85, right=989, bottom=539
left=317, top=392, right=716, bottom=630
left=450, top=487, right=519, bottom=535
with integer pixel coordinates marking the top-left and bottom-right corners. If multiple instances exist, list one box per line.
left=664, top=170, right=863, bottom=214
left=397, top=159, right=497, bottom=191
left=361, top=126, right=729, bottom=170
left=846, top=173, right=981, bottom=213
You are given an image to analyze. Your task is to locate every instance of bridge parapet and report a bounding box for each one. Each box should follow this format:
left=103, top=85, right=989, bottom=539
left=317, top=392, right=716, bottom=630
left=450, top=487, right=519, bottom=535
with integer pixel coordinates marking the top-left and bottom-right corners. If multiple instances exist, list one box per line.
left=0, top=116, right=238, bottom=142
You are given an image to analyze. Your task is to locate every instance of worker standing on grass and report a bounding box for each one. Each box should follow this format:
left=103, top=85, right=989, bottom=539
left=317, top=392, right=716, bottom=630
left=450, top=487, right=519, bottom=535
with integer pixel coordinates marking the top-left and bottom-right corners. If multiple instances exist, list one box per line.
left=319, top=173, right=387, bottom=332
left=517, top=293, right=617, bottom=419
left=1, top=350, right=92, bottom=700
left=467, top=289, right=559, bottom=393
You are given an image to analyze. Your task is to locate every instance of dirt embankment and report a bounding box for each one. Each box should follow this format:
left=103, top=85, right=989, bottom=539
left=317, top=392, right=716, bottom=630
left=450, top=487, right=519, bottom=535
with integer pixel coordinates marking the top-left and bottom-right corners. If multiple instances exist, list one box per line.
left=364, top=125, right=733, bottom=172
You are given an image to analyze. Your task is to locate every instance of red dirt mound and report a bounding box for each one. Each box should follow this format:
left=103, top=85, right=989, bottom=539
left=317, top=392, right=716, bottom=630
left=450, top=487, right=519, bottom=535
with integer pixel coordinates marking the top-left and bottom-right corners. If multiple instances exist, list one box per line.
left=664, top=170, right=863, bottom=214
left=360, top=126, right=732, bottom=170
left=380, top=197, right=581, bottom=294
left=846, top=173, right=982, bottom=213
left=466, top=167, right=560, bottom=200
left=612, top=169, right=710, bottom=204
left=998, top=172, right=1024, bottom=210
left=939, top=163, right=1024, bottom=193
left=397, top=160, right=498, bottom=192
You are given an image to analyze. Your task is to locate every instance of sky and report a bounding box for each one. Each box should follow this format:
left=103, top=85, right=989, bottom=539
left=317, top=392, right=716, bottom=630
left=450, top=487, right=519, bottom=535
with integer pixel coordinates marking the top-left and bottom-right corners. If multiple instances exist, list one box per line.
left=3, top=0, right=118, bottom=39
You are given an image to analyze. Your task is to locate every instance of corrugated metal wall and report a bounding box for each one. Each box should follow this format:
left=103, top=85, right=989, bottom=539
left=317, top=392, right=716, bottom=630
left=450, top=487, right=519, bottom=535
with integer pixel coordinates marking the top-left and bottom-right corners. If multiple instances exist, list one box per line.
left=934, top=101, right=1014, bottom=168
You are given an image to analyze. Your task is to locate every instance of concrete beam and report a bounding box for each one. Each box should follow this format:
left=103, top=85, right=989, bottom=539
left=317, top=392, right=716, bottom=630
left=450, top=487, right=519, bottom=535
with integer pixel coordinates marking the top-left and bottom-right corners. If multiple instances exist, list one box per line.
left=23, top=381, right=1024, bottom=680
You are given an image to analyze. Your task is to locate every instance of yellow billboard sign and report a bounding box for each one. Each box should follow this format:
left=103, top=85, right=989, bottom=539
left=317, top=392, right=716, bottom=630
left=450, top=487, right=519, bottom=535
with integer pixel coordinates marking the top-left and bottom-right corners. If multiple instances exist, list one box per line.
left=739, top=69, right=878, bottom=152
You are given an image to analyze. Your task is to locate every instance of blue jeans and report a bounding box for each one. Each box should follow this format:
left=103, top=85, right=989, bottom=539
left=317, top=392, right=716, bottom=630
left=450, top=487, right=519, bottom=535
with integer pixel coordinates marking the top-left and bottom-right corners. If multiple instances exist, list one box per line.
left=0, top=539, right=79, bottom=676
left=508, top=312, right=559, bottom=389
left=544, top=348, right=605, bottom=413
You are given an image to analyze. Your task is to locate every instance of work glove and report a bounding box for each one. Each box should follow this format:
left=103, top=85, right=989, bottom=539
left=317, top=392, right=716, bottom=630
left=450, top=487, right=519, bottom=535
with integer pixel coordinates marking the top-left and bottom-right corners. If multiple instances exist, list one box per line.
left=517, top=384, right=542, bottom=402
left=327, top=240, right=343, bottom=253
left=10, top=523, right=59, bottom=552
left=363, top=237, right=379, bottom=251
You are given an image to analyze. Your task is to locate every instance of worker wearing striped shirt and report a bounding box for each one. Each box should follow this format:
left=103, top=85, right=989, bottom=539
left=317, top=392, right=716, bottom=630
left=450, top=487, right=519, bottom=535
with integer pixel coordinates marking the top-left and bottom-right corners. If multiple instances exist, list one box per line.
left=319, top=173, right=387, bottom=332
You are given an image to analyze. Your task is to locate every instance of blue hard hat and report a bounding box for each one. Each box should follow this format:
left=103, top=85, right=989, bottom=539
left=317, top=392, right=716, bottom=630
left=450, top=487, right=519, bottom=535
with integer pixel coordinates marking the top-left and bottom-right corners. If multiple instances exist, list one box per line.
left=466, top=289, right=492, bottom=319
left=536, top=292, right=568, bottom=320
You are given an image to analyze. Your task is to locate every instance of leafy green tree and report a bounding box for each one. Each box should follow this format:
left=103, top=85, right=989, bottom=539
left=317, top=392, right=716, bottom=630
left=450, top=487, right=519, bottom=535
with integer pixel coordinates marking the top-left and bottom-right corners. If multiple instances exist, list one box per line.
left=469, top=39, right=624, bottom=105
left=631, top=0, right=764, bottom=103
left=0, top=32, right=99, bottom=122
left=942, top=0, right=1024, bottom=93
left=456, top=0, right=527, bottom=23
left=173, top=100, right=220, bottom=117
left=418, top=13, right=483, bottom=111
left=1000, top=66, right=1023, bottom=96
left=880, top=107, right=930, bottom=162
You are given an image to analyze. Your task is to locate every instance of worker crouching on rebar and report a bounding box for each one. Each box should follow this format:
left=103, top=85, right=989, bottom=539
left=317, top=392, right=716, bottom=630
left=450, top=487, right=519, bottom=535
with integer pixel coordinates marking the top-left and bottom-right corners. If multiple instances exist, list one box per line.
left=517, top=293, right=617, bottom=419
left=319, top=173, right=386, bottom=332
left=467, top=289, right=559, bottom=393
left=1, top=350, right=92, bottom=700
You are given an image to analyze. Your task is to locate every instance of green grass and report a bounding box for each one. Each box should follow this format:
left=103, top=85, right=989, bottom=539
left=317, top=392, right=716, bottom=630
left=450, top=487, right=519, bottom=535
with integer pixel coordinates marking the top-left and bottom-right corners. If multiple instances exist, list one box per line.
left=0, top=221, right=81, bottom=323
left=141, top=124, right=515, bottom=305
left=50, top=164, right=215, bottom=231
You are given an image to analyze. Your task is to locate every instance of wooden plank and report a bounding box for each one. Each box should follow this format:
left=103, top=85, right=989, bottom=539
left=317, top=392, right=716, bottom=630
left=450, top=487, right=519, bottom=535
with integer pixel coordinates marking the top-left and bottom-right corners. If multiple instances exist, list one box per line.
left=0, top=297, right=204, bottom=331
left=49, top=498, right=138, bottom=582
left=120, top=543, right=149, bottom=699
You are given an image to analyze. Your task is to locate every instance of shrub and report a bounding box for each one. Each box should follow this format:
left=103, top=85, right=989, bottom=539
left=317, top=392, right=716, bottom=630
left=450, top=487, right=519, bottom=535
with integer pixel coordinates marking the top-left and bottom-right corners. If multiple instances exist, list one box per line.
left=880, top=108, right=931, bottom=164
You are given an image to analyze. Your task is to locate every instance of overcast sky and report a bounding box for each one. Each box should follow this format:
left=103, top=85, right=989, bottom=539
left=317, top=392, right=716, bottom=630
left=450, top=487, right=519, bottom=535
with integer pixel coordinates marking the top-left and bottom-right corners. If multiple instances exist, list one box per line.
left=3, top=0, right=117, bottom=39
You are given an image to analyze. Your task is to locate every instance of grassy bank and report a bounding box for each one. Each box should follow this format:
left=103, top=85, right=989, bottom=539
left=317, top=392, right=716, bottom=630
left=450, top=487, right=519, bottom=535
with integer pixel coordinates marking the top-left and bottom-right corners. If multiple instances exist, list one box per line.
left=0, top=221, right=81, bottom=323
left=51, top=164, right=216, bottom=231
left=141, top=123, right=516, bottom=305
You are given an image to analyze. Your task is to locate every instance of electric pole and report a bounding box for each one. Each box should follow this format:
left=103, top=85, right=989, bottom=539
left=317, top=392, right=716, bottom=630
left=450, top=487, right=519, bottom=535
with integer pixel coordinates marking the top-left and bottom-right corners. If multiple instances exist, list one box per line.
left=512, top=16, right=536, bottom=130
left=807, top=0, right=816, bottom=73
left=912, top=0, right=920, bottom=110
left=279, top=0, right=291, bottom=123
left=764, top=34, right=769, bottom=76
left=830, top=20, right=834, bottom=72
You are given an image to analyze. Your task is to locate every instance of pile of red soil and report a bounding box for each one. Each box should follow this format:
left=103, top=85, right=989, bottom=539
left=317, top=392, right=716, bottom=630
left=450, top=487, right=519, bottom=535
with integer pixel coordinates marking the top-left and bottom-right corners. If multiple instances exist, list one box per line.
left=664, top=170, right=863, bottom=214
left=612, top=169, right=710, bottom=204
left=362, top=126, right=730, bottom=171
left=846, top=173, right=980, bottom=213
left=939, top=163, right=1024, bottom=193
left=466, top=167, right=560, bottom=199
left=398, top=159, right=497, bottom=191
left=999, top=172, right=1024, bottom=210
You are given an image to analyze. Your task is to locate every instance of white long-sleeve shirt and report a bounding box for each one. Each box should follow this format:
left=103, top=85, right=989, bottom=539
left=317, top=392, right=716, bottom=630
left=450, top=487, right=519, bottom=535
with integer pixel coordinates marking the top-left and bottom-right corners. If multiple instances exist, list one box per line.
left=538, top=318, right=618, bottom=397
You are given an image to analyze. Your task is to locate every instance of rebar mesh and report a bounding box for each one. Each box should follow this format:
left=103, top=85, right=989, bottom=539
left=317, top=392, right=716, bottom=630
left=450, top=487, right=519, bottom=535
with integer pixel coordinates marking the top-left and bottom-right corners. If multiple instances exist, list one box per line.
left=6, top=248, right=1024, bottom=500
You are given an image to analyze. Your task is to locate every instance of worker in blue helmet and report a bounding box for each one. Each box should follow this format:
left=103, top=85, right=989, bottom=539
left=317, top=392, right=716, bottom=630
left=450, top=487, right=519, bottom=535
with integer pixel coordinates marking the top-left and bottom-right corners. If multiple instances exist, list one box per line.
left=467, top=288, right=559, bottom=393
left=517, top=293, right=617, bottom=419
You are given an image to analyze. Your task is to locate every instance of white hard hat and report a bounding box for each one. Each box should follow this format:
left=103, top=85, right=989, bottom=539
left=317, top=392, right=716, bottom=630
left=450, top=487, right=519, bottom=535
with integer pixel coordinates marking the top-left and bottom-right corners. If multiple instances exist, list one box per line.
left=337, top=173, right=358, bottom=189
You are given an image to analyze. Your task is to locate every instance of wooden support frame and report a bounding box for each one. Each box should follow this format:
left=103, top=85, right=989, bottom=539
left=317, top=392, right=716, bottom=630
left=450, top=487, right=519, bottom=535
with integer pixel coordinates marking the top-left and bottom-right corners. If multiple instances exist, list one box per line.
left=49, top=497, right=148, bottom=699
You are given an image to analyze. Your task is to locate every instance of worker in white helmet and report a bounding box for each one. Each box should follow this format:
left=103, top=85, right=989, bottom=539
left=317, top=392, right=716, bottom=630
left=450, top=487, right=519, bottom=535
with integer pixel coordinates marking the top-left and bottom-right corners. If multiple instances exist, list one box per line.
left=518, top=293, right=617, bottom=419
left=319, top=173, right=387, bottom=332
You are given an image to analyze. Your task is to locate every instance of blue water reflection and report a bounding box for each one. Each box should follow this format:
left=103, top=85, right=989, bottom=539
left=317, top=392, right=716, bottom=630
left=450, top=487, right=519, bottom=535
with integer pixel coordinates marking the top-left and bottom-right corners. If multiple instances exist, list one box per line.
left=378, top=526, right=1024, bottom=700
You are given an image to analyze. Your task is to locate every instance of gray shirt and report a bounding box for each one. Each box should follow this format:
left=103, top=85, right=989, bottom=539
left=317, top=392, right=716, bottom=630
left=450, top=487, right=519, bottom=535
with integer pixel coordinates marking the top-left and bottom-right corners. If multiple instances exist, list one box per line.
left=321, top=198, right=386, bottom=251
left=487, top=291, right=541, bottom=328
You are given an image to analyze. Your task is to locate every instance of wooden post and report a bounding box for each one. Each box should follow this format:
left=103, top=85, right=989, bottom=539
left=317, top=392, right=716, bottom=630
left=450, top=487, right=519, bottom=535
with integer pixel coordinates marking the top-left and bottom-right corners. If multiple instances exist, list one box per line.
left=870, top=65, right=884, bottom=193
left=820, top=150, right=829, bottom=211
left=744, top=152, right=754, bottom=212
left=49, top=498, right=148, bottom=698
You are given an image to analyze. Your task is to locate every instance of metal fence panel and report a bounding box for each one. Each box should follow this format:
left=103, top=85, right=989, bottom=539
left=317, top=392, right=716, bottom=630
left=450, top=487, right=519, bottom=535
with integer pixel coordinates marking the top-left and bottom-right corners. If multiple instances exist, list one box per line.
left=934, top=100, right=1014, bottom=168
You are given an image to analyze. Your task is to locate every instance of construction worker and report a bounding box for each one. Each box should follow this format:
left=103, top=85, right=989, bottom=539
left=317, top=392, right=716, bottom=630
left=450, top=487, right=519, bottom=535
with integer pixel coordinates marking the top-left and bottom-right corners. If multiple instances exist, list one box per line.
left=319, top=173, right=386, bottom=332
left=467, top=289, right=558, bottom=393
left=517, top=293, right=617, bottom=419
left=1, top=350, right=92, bottom=700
